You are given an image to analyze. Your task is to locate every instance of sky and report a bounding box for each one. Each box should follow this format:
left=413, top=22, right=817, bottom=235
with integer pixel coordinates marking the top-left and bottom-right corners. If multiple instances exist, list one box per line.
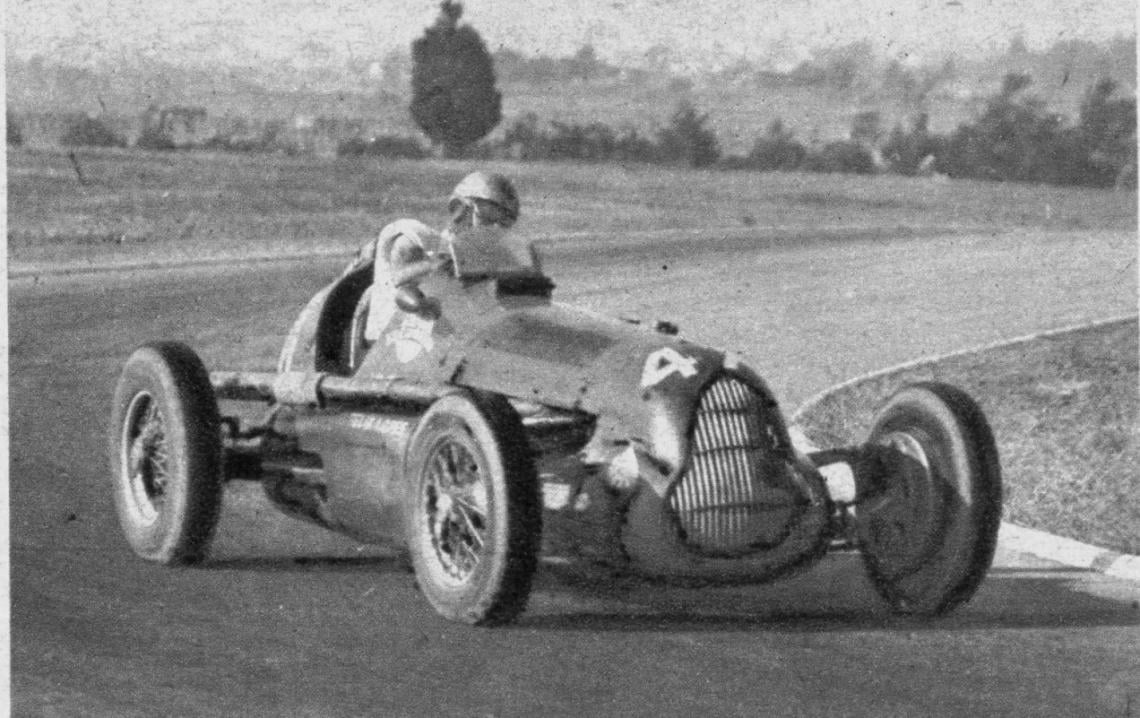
left=5, top=0, right=1136, bottom=70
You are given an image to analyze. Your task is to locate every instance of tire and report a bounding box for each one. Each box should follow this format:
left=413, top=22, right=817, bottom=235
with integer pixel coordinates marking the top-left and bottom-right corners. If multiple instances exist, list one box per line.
left=404, top=392, right=541, bottom=626
left=858, top=382, right=1002, bottom=616
left=109, top=341, right=224, bottom=564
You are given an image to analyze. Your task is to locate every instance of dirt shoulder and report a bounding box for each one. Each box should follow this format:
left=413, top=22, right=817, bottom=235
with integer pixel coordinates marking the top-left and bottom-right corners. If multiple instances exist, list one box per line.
left=794, top=318, right=1140, bottom=555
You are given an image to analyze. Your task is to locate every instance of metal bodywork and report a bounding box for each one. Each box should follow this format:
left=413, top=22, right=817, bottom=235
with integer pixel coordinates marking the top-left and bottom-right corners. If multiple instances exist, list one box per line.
left=214, top=258, right=838, bottom=584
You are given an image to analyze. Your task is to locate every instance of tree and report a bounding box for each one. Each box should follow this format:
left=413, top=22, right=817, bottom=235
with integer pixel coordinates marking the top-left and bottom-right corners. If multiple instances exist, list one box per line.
left=932, top=72, right=1126, bottom=187
left=850, top=110, right=884, bottom=146
left=939, top=73, right=1063, bottom=182
left=884, top=112, right=944, bottom=176
left=1078, top=78, right=1137, bottom=188
left=746, top=119, right=806, bottom=171
left=656, top=101, right=720, bottom=168
left=137, top=104, right=176, bottom=150
left=569, top=44, right=598, bottom=80
left=410, top=1, right=501, bottom=157
left=7, top=108, right=23, bottom=146
left=61, top=114, right=124, bottom=148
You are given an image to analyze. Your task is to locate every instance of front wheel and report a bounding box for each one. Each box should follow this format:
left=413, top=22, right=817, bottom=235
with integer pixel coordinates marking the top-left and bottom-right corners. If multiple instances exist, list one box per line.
left=109, top=342, right=224, bottom=564
left=404, top=392, right=541, bottom=626
left=858, top=382, right=1002, bottom=616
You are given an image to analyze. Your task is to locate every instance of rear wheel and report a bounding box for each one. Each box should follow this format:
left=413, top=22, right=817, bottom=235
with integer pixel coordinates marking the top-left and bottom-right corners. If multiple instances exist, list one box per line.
left=109, top=342, right=223, bottom=564
left=404, top=392, right=541, bottom=626
left=858, top=382, right=1002, bottom=616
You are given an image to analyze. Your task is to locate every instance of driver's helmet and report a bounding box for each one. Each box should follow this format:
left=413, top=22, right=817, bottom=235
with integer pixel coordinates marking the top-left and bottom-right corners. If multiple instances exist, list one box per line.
left=448, top=172, right=520, bottom=227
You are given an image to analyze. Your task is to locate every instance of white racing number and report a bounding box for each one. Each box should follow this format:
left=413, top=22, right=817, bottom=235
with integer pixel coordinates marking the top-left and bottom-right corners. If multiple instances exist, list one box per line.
left=640, top=347, right=699, bottom=389
left=386, top=315, right=436, bottom=363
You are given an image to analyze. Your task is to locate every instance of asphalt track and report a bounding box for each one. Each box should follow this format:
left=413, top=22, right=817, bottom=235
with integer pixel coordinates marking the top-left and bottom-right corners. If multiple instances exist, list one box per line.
left=10, top=227, right=1140, bottom=717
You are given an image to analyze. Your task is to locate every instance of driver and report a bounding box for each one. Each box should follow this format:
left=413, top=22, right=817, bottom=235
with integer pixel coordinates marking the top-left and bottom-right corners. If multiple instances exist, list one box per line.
left=446, top=170, right=521, bottom=233
left=361, top=171, right=524, bottom=343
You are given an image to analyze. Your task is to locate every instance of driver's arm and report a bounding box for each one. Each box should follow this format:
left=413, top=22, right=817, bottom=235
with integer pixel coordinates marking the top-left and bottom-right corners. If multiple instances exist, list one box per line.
left=388, top=234, right=450, bottom=287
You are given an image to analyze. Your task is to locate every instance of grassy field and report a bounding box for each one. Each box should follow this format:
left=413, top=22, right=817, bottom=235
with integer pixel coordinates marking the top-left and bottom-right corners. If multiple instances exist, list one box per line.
left=795, top=319, right=1140, bottom=555
left=7, top=146, right=1137, bottom=268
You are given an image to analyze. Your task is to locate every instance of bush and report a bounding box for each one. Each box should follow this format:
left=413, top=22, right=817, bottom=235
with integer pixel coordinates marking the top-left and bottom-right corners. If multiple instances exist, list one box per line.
left=7, top=109, right=22, bottom=146
left=932, top=72, right=1132, bottom=187
left=938, top=74, right=1048, bottom=181
left=744, top=119, right=806, bottom=171
left=135, top=126, right=177, bottom=151
left=656, top=101, right=720, bottom=168
left=500, top=113, right=544, bottom=160
left=803, top=140, right=877, bottom=174
left=883, top=114, right=944, bottom=176
left=336, top=135, right=429, bottom=159
left=549, top=121, right=611, bottom=161
left=61, top=115, right=124, bottom=148
left=499, top=114, right=658, bottom=164
left=612, top=127, right=660, bottom=164
left=1077, top=78, right=1137, bottom=188
left=200, top=135, right=267, bottom=153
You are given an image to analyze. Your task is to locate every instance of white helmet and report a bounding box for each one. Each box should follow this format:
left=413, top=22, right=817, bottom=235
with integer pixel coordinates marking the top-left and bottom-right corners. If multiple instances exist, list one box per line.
left=448, top=171, right=520, bottom=225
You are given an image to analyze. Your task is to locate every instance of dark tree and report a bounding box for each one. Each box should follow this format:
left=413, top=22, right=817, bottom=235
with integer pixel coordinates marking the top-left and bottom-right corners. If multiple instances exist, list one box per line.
left=1078, top=78, right=1137, bottom=188
left=7, top=108, right=23, bottom=146
left=747, top=119, right=806, bottom=171
left=883, top=112, right=945, bottom=176
left=61, top=114, right=124, bottom=148
left=938, top=73, right=1063, bottom=182
left=656, top=101, right=720, bottom=168
left=932, top=72, right=1133, bottom=187
left=410, top=1, right=501, bottom=157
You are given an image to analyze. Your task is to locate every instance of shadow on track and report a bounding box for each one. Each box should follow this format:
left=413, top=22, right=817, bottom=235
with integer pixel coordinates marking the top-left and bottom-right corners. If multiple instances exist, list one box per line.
left=203, top=554, right=411, bottom=573
left=510, top=564, right=1140, bottom=633
left=198, top=544, right=1140, bottom=633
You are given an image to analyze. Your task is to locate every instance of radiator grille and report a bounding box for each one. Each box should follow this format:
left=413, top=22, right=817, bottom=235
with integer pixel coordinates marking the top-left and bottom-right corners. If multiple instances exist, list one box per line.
left=668, top=375, right=799, bottom=555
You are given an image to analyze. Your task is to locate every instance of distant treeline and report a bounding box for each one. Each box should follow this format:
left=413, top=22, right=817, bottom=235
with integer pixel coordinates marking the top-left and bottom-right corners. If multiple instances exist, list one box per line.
left=9, top=72, right=1135, bottom=189
left=483, top=73, right=1136, bottom=188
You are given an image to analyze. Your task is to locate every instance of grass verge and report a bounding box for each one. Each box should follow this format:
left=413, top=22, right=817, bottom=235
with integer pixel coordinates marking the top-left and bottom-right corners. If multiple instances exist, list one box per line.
left=795, top=318, right=1140, bottom=555
left=8, top=146, right=1136, bottom=268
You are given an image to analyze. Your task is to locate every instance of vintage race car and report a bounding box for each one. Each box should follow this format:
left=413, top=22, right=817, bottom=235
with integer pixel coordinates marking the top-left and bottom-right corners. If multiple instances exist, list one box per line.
left=110, top=230, right=1002, bottom=625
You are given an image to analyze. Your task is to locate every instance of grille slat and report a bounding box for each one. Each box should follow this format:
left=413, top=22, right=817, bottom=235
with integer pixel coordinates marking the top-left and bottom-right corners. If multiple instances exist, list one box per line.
left=668, top=375, right=797, bottom=555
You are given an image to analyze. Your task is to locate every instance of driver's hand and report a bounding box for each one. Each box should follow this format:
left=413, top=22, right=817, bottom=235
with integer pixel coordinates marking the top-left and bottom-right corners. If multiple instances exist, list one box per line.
left=432, top=252, right=455, bottom=274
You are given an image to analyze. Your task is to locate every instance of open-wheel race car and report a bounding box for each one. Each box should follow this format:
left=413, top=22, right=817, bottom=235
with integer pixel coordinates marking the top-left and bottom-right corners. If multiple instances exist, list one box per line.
left=110, top=229, right=1003, bottom=626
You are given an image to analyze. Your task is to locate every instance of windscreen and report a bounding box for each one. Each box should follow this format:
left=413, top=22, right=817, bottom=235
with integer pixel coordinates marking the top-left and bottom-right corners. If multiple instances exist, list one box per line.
left=447, top=226, right=542, bottom=279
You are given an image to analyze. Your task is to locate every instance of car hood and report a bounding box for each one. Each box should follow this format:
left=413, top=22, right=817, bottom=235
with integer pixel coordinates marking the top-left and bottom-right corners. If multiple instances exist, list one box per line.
left=449, top=302, right=726, bottom=454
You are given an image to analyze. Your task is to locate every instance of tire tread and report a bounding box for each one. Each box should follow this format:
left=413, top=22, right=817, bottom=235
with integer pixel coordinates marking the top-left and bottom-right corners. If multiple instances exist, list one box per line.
left=110, top=341, right=223, bottom=564
left=862, top=381, right=1002, bottom=616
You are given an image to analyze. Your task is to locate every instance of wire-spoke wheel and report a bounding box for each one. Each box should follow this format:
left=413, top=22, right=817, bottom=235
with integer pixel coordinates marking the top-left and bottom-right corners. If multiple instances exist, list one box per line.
left=404, top=392, right=540, bottom=626
left=424, top=437, right=490, bottom=582
left=122, top=392, right=169, bottom=526
left=858, top=382, right=1002, bottom=616
left=109, top=342, right=223, bottom=564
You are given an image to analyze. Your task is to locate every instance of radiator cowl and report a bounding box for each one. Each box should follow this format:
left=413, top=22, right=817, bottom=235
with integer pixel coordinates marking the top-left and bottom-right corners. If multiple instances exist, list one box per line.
left=667, top=374, right=805, bottom=556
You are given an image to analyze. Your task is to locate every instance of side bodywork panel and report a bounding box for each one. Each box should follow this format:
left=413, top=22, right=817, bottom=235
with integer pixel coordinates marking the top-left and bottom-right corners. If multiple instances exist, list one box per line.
left=266, top=264, right=830, bottom=577
left=285, top=408, right=418, bottom=544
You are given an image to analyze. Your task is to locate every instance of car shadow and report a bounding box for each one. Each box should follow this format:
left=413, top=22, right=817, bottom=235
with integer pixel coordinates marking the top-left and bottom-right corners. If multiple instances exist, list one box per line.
left=203, top=553, right=410, bottom=573
left=516, top=562, right=1140, bottom=633
left=202, top=500, right=1140, bottom=633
